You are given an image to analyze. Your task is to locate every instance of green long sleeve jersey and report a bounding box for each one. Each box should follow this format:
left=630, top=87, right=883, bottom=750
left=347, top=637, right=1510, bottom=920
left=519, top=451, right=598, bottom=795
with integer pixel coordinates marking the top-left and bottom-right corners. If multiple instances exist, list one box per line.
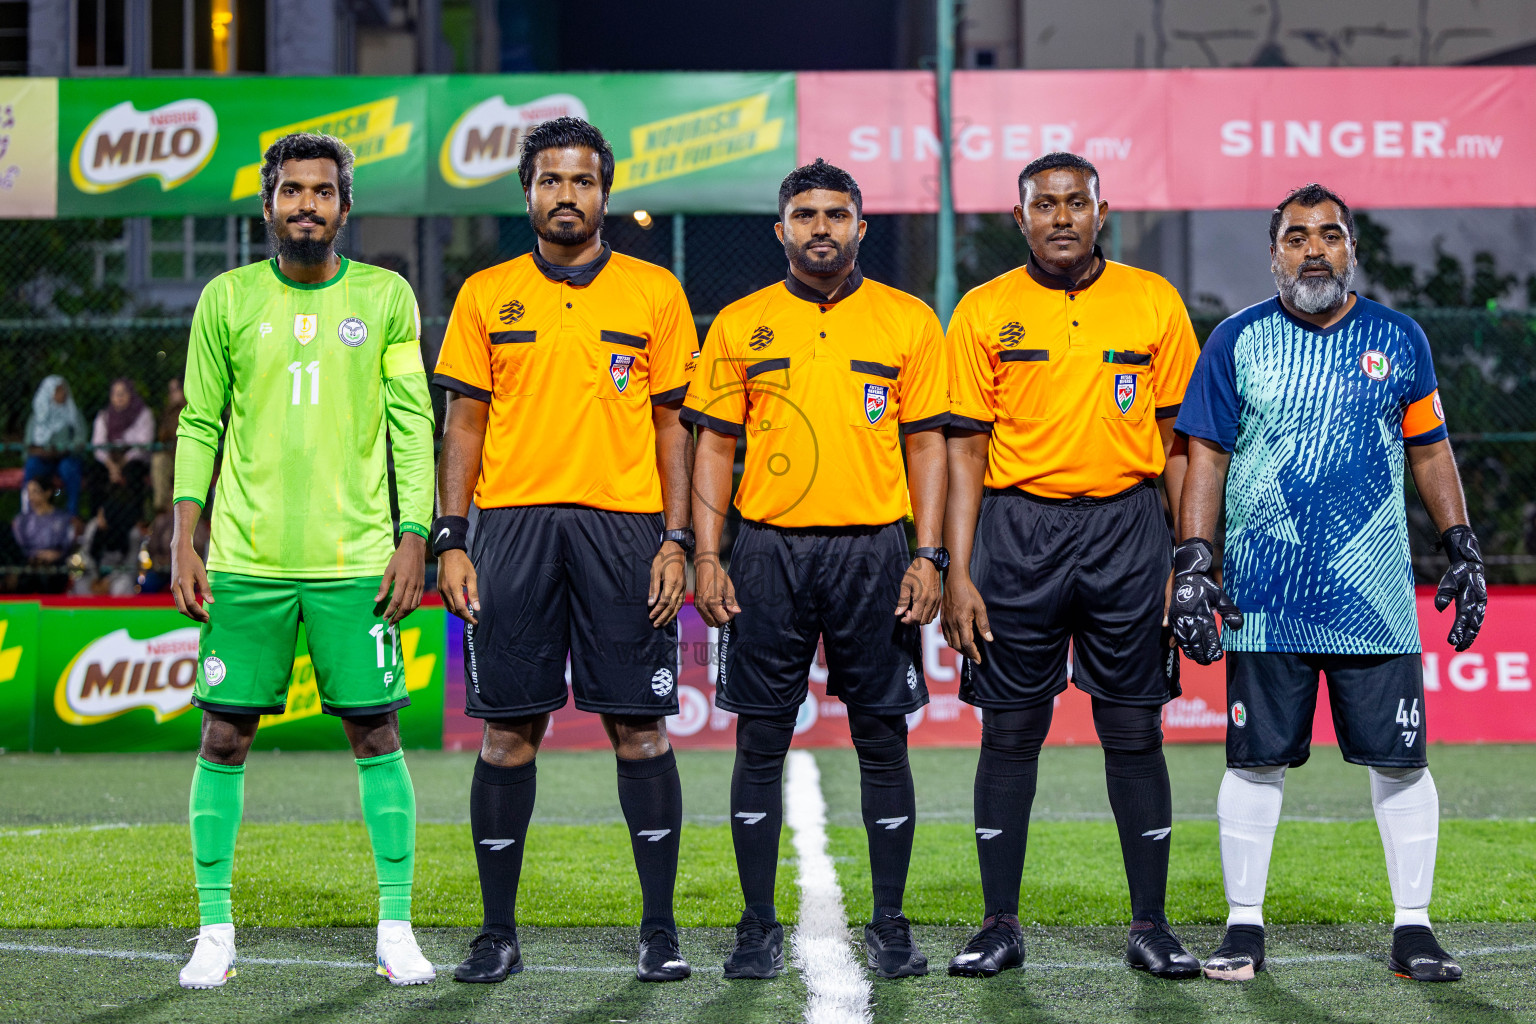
left=174, top=257, right=435, bottom=580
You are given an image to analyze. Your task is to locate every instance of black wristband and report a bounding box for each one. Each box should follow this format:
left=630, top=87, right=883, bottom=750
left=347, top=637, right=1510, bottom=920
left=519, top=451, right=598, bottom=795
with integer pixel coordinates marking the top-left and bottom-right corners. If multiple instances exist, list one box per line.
left=1173, top=537, right=1216, bottom=576
left=1440, top=525, right=1483, bottom=566
left=430, top=515, right=470, bottom=557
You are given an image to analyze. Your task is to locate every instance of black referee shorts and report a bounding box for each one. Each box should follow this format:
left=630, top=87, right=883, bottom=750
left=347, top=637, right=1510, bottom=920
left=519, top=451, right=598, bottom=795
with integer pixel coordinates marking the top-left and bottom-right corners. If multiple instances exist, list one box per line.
left=1226, top=651, right=1427, bottom=769
left=463, top=504, right=679, bottom=719
left=716, top=519, right=927, bottom=717
left=959, top=481, right=1179, bottom=710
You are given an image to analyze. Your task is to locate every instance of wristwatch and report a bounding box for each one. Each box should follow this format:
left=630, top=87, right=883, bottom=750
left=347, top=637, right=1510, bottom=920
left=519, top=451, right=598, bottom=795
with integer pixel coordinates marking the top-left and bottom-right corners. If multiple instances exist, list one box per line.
left=914, top=546, right=950, bottom=575
left=660, top=528, right=695, bottom=552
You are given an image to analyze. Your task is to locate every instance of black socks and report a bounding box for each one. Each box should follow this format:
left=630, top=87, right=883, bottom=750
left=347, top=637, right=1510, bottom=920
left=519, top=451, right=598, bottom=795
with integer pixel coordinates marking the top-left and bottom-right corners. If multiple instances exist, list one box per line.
left=469, top=757, right=537, bottom=939
left=1093, top=698, right=1173, bottom=924
left=973, top=705, right=1052, bottom=917
left=730, top=716, right=796, bottom=922
left=848, top=712, right=917, bottom=913
left=616, top=748, right=684, bottom=934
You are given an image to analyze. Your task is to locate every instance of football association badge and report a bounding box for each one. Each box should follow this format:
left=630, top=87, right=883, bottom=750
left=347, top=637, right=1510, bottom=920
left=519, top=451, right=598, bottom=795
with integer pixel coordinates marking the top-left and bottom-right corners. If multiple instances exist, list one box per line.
left=864, top=383, right=889, bottom=424
left=338, top=316, right=368, bottom=347
left=293, top=313, right=317, bottom=346
left=609, top=353, right=634, bottom=393
left=1231, top=701, right=1248, bottom=728
left=1114, top=372, right=1137, bottom=414
left=1360, top=349, right=1391, bottom=380
left=203, top=657, right=226, bottom=686
left=651, top=667, right=674, bottom=697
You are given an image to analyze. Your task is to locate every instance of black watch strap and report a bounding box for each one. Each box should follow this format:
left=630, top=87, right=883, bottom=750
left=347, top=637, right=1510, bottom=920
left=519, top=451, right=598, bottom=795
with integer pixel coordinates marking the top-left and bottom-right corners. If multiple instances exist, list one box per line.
left=661, top=528, right=695, bottom=552
left=430, top=515, right=470, bottom=557
left=914, top=546, right=950, bottom=574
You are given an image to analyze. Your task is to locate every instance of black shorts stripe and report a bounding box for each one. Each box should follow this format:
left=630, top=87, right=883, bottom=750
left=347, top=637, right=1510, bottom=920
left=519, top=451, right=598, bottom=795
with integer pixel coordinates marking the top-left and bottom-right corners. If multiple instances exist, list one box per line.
left=946, top=416, right=994, bottom=434
left=901, top=412, right=951, bottom=435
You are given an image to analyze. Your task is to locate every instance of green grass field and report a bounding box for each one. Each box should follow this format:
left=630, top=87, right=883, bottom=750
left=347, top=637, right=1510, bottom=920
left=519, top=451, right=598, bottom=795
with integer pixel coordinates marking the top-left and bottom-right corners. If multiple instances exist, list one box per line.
left=2, top=744, right=1534, bottom=1022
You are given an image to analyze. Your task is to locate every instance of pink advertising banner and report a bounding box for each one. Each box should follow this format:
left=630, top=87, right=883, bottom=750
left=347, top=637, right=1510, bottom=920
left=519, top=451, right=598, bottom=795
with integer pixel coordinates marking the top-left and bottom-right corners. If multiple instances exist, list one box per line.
left=796, top=67, right=1536, bottom=213
left=444, top=588, right=1536, bottom=752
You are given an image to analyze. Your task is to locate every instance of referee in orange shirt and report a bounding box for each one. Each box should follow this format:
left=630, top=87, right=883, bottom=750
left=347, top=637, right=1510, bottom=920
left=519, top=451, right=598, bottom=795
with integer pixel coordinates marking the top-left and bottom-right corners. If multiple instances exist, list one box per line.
left=942, top=153, right=1201, bottom=979
left=686, top=160, right=950, bottom=981
left=432, top=118, right=695, bottom=984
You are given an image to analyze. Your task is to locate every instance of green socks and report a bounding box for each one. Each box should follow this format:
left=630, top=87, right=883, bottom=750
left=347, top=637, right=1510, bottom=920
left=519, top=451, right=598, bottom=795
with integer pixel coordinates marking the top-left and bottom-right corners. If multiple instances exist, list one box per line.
left=357, top=749, right=417, bottom=922
left=189, top=757, right=245, bottom=927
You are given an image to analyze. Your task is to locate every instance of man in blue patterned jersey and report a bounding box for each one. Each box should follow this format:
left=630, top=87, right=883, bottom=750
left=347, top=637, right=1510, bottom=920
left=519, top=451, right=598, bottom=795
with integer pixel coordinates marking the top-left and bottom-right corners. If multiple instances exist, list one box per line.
left=1173, top=184, right=1486, bottom=984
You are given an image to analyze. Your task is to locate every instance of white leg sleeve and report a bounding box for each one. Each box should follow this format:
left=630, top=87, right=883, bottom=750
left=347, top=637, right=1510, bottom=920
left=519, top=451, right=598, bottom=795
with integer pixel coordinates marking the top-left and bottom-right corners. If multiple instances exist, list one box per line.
left=1217, top=766, right=1286, bottom=927
left=1370, top=765, right=1439, bottom=929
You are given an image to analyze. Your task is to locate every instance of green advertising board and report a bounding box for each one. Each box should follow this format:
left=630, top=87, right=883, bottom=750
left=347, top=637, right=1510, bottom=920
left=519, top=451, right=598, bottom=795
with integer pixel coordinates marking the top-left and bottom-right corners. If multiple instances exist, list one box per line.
left=54, top=73, right=796, bottom=218
left=2, top=600, right=443, bottom=752
left=0, top=602, right=39, bottom=752
left=429, top=73, right=795, bottom=214
left=57, top=76, right=429, bottom=218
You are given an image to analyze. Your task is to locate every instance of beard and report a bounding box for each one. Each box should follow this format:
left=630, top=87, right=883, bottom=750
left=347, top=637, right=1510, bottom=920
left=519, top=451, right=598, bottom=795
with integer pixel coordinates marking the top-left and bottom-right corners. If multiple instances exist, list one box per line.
left=532, top=205, right=604, bottom=247
left=267, top=216, right=338, bottom=266
left=784, top=234, right=859, bottom=279
left=1275, top=257, right=1354, bottom=314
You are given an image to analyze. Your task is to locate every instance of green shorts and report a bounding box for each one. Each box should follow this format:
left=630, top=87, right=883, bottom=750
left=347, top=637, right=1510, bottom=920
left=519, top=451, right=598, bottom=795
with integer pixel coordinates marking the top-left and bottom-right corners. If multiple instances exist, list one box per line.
left=192, top=572, right=410, bottom=718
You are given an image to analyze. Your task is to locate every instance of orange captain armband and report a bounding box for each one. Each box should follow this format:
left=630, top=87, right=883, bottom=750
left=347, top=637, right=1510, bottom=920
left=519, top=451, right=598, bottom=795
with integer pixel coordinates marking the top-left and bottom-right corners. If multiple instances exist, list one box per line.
left=1402, top=388, right=1446, bottom=441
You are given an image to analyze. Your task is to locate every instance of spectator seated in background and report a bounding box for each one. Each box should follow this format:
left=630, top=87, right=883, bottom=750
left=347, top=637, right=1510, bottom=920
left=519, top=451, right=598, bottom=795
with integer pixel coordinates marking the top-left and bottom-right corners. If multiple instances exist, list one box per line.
left=151, top=377, right=185, bottom=513
left=12, top=478, right=76, bottom=594
left=87, top=379, right=153, bottom=574
left=22, top=375, right=87, bottom=518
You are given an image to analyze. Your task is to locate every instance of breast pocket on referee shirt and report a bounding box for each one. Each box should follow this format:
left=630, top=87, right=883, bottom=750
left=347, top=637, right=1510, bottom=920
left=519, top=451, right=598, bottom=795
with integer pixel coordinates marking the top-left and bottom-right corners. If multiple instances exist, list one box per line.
left=594, top=329, right=650, bottom=402
left=995, top=346, right=1055, bottom=422
left=489, top=329, right=537, bottom=398
left=1100, top=349, right=1151, bottom=424
left=743, top=357, right=792, bottom=436
left=848, top=359, right=900, bottom=433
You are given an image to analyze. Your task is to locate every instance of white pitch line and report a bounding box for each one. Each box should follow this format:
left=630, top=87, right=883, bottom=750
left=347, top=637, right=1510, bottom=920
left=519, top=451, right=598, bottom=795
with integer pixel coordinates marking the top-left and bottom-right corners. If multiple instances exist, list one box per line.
left=784, top=750, right=872, bottom=1024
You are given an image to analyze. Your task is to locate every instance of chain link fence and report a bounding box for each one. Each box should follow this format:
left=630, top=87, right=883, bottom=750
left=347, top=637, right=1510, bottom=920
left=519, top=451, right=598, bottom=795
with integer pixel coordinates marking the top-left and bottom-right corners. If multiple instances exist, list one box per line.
left=0, top=215, right=1530, bottom=593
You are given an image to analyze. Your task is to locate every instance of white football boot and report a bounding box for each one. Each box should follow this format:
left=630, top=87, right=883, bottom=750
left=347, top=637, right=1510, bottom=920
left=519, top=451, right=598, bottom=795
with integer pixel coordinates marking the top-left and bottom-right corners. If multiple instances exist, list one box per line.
left=178, top=923, right=237, bottom=989
left=376, top=920, right=436, bottom=985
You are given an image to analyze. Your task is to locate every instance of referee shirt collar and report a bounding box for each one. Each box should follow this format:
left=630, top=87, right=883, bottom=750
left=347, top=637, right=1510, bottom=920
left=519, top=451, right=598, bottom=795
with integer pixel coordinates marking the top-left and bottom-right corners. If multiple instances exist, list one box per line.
left=1026, top=245, right=1106, bottom=292
left=532, top=240, right=613, bottom=286
left=783, top=262, right=864, bottom=304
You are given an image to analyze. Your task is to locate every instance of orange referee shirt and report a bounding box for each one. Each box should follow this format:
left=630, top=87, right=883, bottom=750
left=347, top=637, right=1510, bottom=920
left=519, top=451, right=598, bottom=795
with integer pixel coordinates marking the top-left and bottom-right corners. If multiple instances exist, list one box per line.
left=682, top=267, right=949, bottom=528
left=433, top=243, right=695, bottom=512
left=948, top=247, right=1198, bottom=499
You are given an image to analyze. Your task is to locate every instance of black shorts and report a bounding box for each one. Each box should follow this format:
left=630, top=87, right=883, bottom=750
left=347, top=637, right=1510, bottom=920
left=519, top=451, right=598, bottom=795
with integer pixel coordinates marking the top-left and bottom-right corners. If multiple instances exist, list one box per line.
left=463, top=505, right=679, bottom=719
left=959, top=482, right=1179, bottom=710
left=716, top=520, right=927, bottom=717
left=1226, top=650, right=1427, bottom=769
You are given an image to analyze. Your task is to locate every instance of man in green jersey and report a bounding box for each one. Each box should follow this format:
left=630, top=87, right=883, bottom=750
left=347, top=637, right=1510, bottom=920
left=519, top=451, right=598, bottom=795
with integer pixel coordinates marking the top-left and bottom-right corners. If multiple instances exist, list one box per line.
left=170, top=133, right=437, bottom=989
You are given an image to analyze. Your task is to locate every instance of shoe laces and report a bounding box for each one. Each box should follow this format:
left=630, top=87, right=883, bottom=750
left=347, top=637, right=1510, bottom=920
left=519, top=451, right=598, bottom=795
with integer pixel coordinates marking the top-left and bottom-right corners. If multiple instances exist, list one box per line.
left=868, top=913, right=914, bottom=950
left=735, top=915, right=776, bottom=950
left=961, top=915, right=1020, bottom=955
left=1134, top=921, right=1188, bottom=957
left=185, top=931, right=234, bottom=968
left=642, top=928, right=682, bottom=959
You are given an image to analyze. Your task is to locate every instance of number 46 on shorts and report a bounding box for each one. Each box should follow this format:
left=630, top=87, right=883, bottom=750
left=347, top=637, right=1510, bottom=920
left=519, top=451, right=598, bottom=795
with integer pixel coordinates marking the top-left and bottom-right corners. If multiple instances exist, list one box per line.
left=1395, top=697, right=1422, bottom=748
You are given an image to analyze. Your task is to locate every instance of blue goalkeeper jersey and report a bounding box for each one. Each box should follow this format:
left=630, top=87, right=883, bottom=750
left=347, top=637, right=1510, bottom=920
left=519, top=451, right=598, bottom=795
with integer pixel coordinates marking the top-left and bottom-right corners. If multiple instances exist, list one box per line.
left=1175, top=294, right=1448, bottom=655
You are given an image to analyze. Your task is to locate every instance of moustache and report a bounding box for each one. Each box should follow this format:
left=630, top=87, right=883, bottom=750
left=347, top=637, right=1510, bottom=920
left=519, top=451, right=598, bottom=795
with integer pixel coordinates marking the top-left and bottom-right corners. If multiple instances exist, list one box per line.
left=803, top=238, right=840, bottom=253
left=548, top=206, right=585, bottom=220
left=287, top=214, right=327, bottom=227
left=1298, top=259, right=1335, bottom=275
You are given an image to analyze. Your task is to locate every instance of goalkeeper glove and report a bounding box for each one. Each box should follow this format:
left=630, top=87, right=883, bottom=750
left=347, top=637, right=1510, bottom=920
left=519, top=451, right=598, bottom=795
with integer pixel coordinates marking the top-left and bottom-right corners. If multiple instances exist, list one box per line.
left=1171, top=537, right=1243, bottom=666
left=1434, top=525, right=1486, bottom=652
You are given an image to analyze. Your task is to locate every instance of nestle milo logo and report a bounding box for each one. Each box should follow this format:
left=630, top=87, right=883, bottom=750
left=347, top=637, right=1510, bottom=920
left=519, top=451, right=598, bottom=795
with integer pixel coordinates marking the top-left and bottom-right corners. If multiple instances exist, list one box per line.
left=70, top=99, right=218, bottom=195
left=441, top=93, right=590, bottom=189
left=53, top=627, right=201, bottom=725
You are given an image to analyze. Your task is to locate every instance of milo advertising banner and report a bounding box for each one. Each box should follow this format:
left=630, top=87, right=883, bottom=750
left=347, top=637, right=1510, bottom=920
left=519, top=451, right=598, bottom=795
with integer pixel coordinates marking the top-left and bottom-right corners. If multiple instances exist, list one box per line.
left=54, top=73, right=795, bottom=217
left=430, top=73, right=796, bottom=214
left=0, top=600, right=444, bottom=752
left=57, top=77, right=429, bottom=217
